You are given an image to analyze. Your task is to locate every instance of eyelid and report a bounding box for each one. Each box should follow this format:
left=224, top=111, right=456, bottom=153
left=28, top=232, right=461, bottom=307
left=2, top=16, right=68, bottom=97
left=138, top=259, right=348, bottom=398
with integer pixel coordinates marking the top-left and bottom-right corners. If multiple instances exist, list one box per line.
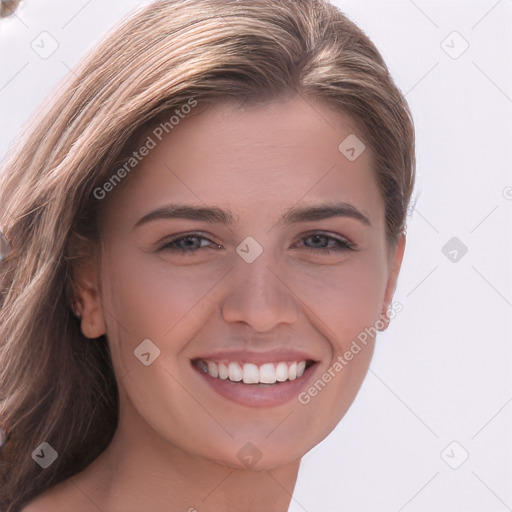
left=153, top=231, right=220, bottom=251
left=155, top=230, right=357, bottom=254
left=295, top=230, right=356, bottom=249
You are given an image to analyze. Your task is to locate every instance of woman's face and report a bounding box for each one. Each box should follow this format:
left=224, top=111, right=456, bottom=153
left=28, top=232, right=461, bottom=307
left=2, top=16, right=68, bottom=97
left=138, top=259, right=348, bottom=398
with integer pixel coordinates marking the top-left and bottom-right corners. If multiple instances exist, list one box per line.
left=79, top=95, right=405, bottom=470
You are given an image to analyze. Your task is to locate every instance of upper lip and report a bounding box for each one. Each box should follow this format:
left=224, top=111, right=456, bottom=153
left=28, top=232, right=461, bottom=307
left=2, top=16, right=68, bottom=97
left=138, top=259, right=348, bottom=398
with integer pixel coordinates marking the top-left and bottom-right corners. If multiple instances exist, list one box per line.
left=191, top=349, right=319, bottom=365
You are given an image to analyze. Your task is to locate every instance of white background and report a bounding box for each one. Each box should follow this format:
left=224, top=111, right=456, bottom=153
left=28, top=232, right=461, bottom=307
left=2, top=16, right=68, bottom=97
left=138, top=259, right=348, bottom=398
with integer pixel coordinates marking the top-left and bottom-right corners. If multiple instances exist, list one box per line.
left=1, top=1, right=511, bottom=511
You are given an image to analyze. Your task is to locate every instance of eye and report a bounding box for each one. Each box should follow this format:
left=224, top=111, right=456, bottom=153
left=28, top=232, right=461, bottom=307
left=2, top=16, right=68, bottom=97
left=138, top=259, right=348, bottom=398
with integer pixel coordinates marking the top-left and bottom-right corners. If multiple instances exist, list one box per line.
left=156, top=231, right=356, bottom=257
left=156, top=232, right=220, bottom=256
left=293, top=232, right=356, bottom=256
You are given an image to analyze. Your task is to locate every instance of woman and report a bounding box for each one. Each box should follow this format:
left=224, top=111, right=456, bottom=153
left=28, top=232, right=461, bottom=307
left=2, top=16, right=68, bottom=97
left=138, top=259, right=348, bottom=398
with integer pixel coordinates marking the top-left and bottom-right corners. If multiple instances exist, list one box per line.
left=0, top=0, right=415, bottom=510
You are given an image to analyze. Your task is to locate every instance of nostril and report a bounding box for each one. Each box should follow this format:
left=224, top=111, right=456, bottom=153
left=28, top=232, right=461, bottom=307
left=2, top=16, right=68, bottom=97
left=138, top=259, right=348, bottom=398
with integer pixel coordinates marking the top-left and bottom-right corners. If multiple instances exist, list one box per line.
left=0, top=0, right=22, bottom=18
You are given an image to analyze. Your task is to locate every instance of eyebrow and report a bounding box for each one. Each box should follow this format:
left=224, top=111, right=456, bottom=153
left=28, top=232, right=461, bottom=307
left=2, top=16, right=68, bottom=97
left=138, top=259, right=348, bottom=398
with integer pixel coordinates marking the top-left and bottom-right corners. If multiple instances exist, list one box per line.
left=132, top=201, right=371, bottom=230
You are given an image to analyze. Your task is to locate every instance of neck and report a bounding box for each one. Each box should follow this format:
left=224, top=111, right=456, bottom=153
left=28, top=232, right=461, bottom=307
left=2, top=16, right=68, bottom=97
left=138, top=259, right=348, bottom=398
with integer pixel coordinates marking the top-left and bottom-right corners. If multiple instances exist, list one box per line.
left=73, top=391, right=301, bottom=512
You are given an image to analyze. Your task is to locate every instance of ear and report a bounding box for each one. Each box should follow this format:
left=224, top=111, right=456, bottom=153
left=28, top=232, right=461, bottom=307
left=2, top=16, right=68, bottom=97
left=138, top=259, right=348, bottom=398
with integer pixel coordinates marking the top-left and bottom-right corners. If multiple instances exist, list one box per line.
left=379, top=232, right=406, bottom=330
left=73, top=263, right=107, bottom=339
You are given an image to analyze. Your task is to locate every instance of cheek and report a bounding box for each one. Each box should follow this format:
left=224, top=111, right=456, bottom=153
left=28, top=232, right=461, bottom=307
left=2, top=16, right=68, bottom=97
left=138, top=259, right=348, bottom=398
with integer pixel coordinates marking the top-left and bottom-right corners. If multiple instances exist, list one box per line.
left=288, top=258, right=386, bottom=441
left=290, top=250, right=388, bottom=350
left=100, top=246, right=227, bottom=369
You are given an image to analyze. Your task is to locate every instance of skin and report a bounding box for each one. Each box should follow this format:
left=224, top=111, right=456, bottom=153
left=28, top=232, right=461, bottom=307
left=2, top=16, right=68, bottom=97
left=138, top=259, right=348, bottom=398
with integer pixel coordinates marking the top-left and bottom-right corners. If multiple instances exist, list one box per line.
left=23, top=95, right=405, bottom=511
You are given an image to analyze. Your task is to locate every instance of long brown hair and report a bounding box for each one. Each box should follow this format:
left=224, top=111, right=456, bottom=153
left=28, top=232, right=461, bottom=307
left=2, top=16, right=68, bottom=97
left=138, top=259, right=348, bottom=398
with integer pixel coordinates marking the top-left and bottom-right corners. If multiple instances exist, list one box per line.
left=0, top=0, right=415, bottom=509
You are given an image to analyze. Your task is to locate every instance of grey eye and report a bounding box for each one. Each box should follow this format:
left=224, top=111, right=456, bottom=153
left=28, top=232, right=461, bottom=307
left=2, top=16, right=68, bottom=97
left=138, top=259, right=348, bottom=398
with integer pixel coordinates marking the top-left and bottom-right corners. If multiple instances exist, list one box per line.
left=0, top=0, right=22, bottom=18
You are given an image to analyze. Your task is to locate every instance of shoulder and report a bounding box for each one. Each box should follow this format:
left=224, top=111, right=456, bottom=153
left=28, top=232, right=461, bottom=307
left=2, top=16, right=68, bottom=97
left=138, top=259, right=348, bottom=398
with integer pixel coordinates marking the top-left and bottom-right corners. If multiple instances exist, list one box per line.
left=21, top=478, right=99, bottom=512
left=21, top=482, right=71, bottom=512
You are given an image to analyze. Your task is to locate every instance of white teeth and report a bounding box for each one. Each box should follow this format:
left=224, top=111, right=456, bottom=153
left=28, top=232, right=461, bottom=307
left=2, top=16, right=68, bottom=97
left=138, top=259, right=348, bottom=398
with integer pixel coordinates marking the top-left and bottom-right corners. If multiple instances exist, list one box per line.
left=242, top=363, right=259, bottom=384
left=207, top=361, right=218, bottom=378
left=288, top=362, right=297, bottom=380
left=228, top=362, right=243, bottom=382
left=275, top=362, right=288, bottom=382
left=197, top=359, right=311, bottom=384
left=218, top=363, right=228, bottom=380
left=259, top=363, right=277, bottom=384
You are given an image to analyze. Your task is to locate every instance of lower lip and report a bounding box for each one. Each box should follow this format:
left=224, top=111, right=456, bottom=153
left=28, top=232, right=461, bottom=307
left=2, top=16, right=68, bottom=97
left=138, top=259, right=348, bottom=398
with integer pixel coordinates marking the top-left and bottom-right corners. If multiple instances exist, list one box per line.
left=191, top=362, right=319, bottom=408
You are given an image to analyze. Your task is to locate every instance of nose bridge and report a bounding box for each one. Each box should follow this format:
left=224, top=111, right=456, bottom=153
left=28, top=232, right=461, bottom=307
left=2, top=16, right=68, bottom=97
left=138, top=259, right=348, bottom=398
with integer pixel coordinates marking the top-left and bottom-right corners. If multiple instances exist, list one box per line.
left=241, top=253, right=277, bottom=299
left=221, top=238, right=298, bottom=330
left=235, top=242, right=282, bottom=302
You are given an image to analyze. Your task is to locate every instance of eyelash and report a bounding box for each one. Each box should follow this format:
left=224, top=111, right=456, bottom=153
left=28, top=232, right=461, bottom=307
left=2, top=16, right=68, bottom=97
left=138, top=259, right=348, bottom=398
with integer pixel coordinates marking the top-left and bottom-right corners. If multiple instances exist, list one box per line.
left=156, top=232, right=356, bottom=256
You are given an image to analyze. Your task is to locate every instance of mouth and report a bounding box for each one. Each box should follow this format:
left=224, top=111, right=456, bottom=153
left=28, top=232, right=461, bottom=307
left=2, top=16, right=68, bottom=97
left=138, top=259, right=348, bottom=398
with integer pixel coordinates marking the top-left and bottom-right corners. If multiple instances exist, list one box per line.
left=192, top=358, right=315, bottom=386
left=190, top=354, right=319, bottom=408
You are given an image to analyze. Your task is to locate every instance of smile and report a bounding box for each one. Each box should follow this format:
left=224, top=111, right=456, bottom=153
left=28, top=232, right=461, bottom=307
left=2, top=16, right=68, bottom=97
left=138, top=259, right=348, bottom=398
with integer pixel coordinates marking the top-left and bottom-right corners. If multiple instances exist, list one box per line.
left=191, top=352, right=319, bottom=408
left=194, top=359, right=312, bottom=385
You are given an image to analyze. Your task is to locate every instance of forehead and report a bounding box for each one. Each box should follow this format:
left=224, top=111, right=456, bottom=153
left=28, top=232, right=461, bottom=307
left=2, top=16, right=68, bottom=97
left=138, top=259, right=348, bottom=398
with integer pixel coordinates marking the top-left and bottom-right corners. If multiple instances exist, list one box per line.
left=100, top=96, right=383, bottom=232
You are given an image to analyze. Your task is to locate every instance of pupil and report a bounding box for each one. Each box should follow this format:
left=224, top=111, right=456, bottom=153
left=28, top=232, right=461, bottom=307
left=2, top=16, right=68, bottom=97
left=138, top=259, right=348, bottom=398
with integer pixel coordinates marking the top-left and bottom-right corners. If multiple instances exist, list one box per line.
left=312, top=235, right=323, bottom=247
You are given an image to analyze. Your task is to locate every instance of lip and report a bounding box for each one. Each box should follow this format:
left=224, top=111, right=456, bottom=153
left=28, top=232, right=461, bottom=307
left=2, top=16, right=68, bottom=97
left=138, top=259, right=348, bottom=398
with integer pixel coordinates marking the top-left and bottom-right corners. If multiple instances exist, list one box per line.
left=190, top=349, right=318, bottom=365
left=190, top=350, right=320, bottom=408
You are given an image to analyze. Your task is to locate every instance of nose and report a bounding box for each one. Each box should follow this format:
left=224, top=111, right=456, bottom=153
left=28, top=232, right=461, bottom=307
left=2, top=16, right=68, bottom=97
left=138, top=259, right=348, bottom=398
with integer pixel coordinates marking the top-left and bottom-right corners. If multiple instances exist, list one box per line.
left=221, top=249, right=299, bottom=332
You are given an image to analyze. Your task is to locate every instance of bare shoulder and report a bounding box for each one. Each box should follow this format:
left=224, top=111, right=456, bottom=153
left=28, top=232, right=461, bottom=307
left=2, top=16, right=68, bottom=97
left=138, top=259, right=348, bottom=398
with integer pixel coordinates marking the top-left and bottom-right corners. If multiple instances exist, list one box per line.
left=21, top=477, right=99, bottom=512
left=20, top=453, right=111, bottom=512
left=21, top=480, right=74, bottom=511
